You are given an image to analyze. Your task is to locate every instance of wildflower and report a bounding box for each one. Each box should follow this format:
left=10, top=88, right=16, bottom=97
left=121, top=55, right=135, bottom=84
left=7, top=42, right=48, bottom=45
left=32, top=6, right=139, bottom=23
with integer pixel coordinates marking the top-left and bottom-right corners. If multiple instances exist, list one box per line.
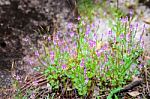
left=130, top=24, right=133, bottom=30
left=80, top=58, right=85, bottom=68
left=104, top=54, right=108, bottom=62
left=127, top=49, right=131, bottom=54
left=35, top=50, right=39, bottom=57
left=29, top=60, right=34, bottom=65
left=101, top=43, right=108, bottom=50
left=48, top=36, right=51, bottom=42
left=120, top=33, right=124, bottom=39
left=68, top=23, right=73, bottom=29
left=85, top=25, right=91, bottom=36
left=89, top=39, right=96, bottom=48
left=139, top=64, right=144, bottom=69
left=85, top=77, right=89, bottom=84
left=142, top=24, right=146, bottom=33
left=140, top=40, right=144, bottom=48
left=93, top=33, right=97, bottom=41
left=82, top=21, right=86, bottom=25
left=70, top=31, right=75, bottom=37
left=120, top=16, right=128, bottom=24
left=53, top=39, right=57, bottom=45
left=62, top=64, right=67, bottom=70
left=50, top=51, right=54, bottom=62
left=50, top=51, right=54, bottom=56
left=77, top=16, right=81, bottom=20
left=135, top=23, right=138, bottom=29
left=113, top=37, right=116, bottom=43
left=108, top=29, right=112, bottom=36
left=84, top=67, right=86, bottom=77
left=15, top=75, right=20, bottom=80
left=126, top=33, right=131, bottom=41
left=129, top=9, right=133, bottom=17
left=96, top=50, right=102, bottom=57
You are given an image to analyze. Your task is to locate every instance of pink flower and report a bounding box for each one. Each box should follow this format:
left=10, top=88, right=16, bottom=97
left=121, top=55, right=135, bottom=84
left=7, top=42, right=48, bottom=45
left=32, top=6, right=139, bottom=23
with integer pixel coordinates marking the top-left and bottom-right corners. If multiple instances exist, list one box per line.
left=50, top=51, right=54, bottom=62
left=96, top=50, right=102, bottom=57
left=80, top=58, right=85, bottom=68
left=120, top=33, right=124, bottom=39
left=85, top=77, right=89, bottom=84
left=62, top=64, right=67, bottom=70
left=35, top=50, right=39, bottom=57
left=48, top=36, right=51, bottom=42
left=77, top=16, right=81, bottom=20
left=70, top=31, right=75, bottom=37
left=89, top=40, right=96, bottom=48
left=126, top=33, right=131, bottom=41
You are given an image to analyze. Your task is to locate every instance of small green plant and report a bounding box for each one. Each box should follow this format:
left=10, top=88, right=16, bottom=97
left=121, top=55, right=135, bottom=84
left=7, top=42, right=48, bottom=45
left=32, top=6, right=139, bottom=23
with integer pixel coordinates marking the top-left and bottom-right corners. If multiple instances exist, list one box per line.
left=31, top=15, right=144, bottom=98
left=27, top=1, right=145, bottom=98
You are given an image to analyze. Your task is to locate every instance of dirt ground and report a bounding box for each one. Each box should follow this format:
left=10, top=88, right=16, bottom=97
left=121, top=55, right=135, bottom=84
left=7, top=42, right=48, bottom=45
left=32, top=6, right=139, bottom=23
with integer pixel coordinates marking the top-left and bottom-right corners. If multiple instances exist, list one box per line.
left=0, top=0, right=77, bottom=97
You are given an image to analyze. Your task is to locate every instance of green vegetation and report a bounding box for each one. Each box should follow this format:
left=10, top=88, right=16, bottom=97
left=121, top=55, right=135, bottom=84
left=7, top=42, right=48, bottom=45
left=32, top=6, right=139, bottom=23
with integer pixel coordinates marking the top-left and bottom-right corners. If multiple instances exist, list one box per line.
left=14, top=0, right=145, bottom=98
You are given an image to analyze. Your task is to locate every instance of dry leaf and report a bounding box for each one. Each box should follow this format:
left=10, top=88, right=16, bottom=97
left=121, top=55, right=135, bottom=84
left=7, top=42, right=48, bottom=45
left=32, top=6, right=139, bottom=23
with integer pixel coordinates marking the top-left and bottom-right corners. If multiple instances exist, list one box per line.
left=127, top=91, right=141, bottom=97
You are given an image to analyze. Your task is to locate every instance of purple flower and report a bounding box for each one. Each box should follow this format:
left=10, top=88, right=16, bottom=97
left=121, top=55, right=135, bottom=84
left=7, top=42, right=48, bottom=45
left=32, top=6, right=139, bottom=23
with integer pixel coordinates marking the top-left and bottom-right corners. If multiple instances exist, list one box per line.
left=53, top=39, right=57, bottom=45
left=126, top=33, right=131, bottom=41
left=89, top=40, right=96, bottom=48
left=101, top=43, right=108, bottom=50
left=70, top=31, right=75, bottom=37
left=50, top=51, right=54, bottom=56
left=85, top=25, right=91, bottom=36
left=35, top=50, right=39, bottom=57
left=127, top=49, right=131, bottom=54
left=139, top=64, right=144, bottom=69
left=140, top=40, right=144, bottom=48
left=129, top=9, right=133, bottom=17
left=48, top=36, right=51, bottom=42
left=104, top=54, right=108, bottom=62
left=29, top=60, right=34, bottom=65
left=93, top=33, right=97, bottom=40
left=77, top=16, right=81, bottom=20
left=62, top=64, right=67, bottom=70
left=135, top=23, right=138, bottom=29
left=84, top=67, right=86, bottom=77
left=15, top=75, right=20, bottom=80
left=108, top=30, right=112, bottom=36
left=85, top=77, right=89, bottom=84
left=130, top=24, right=133, bottom=30
left=50, top=51, right=54, bottom=62
left=120, top=33, right=124, bottom=39
left=96, top=50, right=102, bottom=57
left=80, top=58, right=85, bottom=68
left=113, top=37, right=116, bottom=43
left=120, top=17, right=128, bottom=23
left=142, top=24, right=146, bottom=33
left=68, top=23, right=73, bottom=29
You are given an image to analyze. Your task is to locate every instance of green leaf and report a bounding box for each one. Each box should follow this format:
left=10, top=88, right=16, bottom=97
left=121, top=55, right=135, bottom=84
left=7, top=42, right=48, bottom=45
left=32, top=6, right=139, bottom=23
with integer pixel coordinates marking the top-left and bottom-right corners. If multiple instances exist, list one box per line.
left=107, top=87, right=122, bottom=99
